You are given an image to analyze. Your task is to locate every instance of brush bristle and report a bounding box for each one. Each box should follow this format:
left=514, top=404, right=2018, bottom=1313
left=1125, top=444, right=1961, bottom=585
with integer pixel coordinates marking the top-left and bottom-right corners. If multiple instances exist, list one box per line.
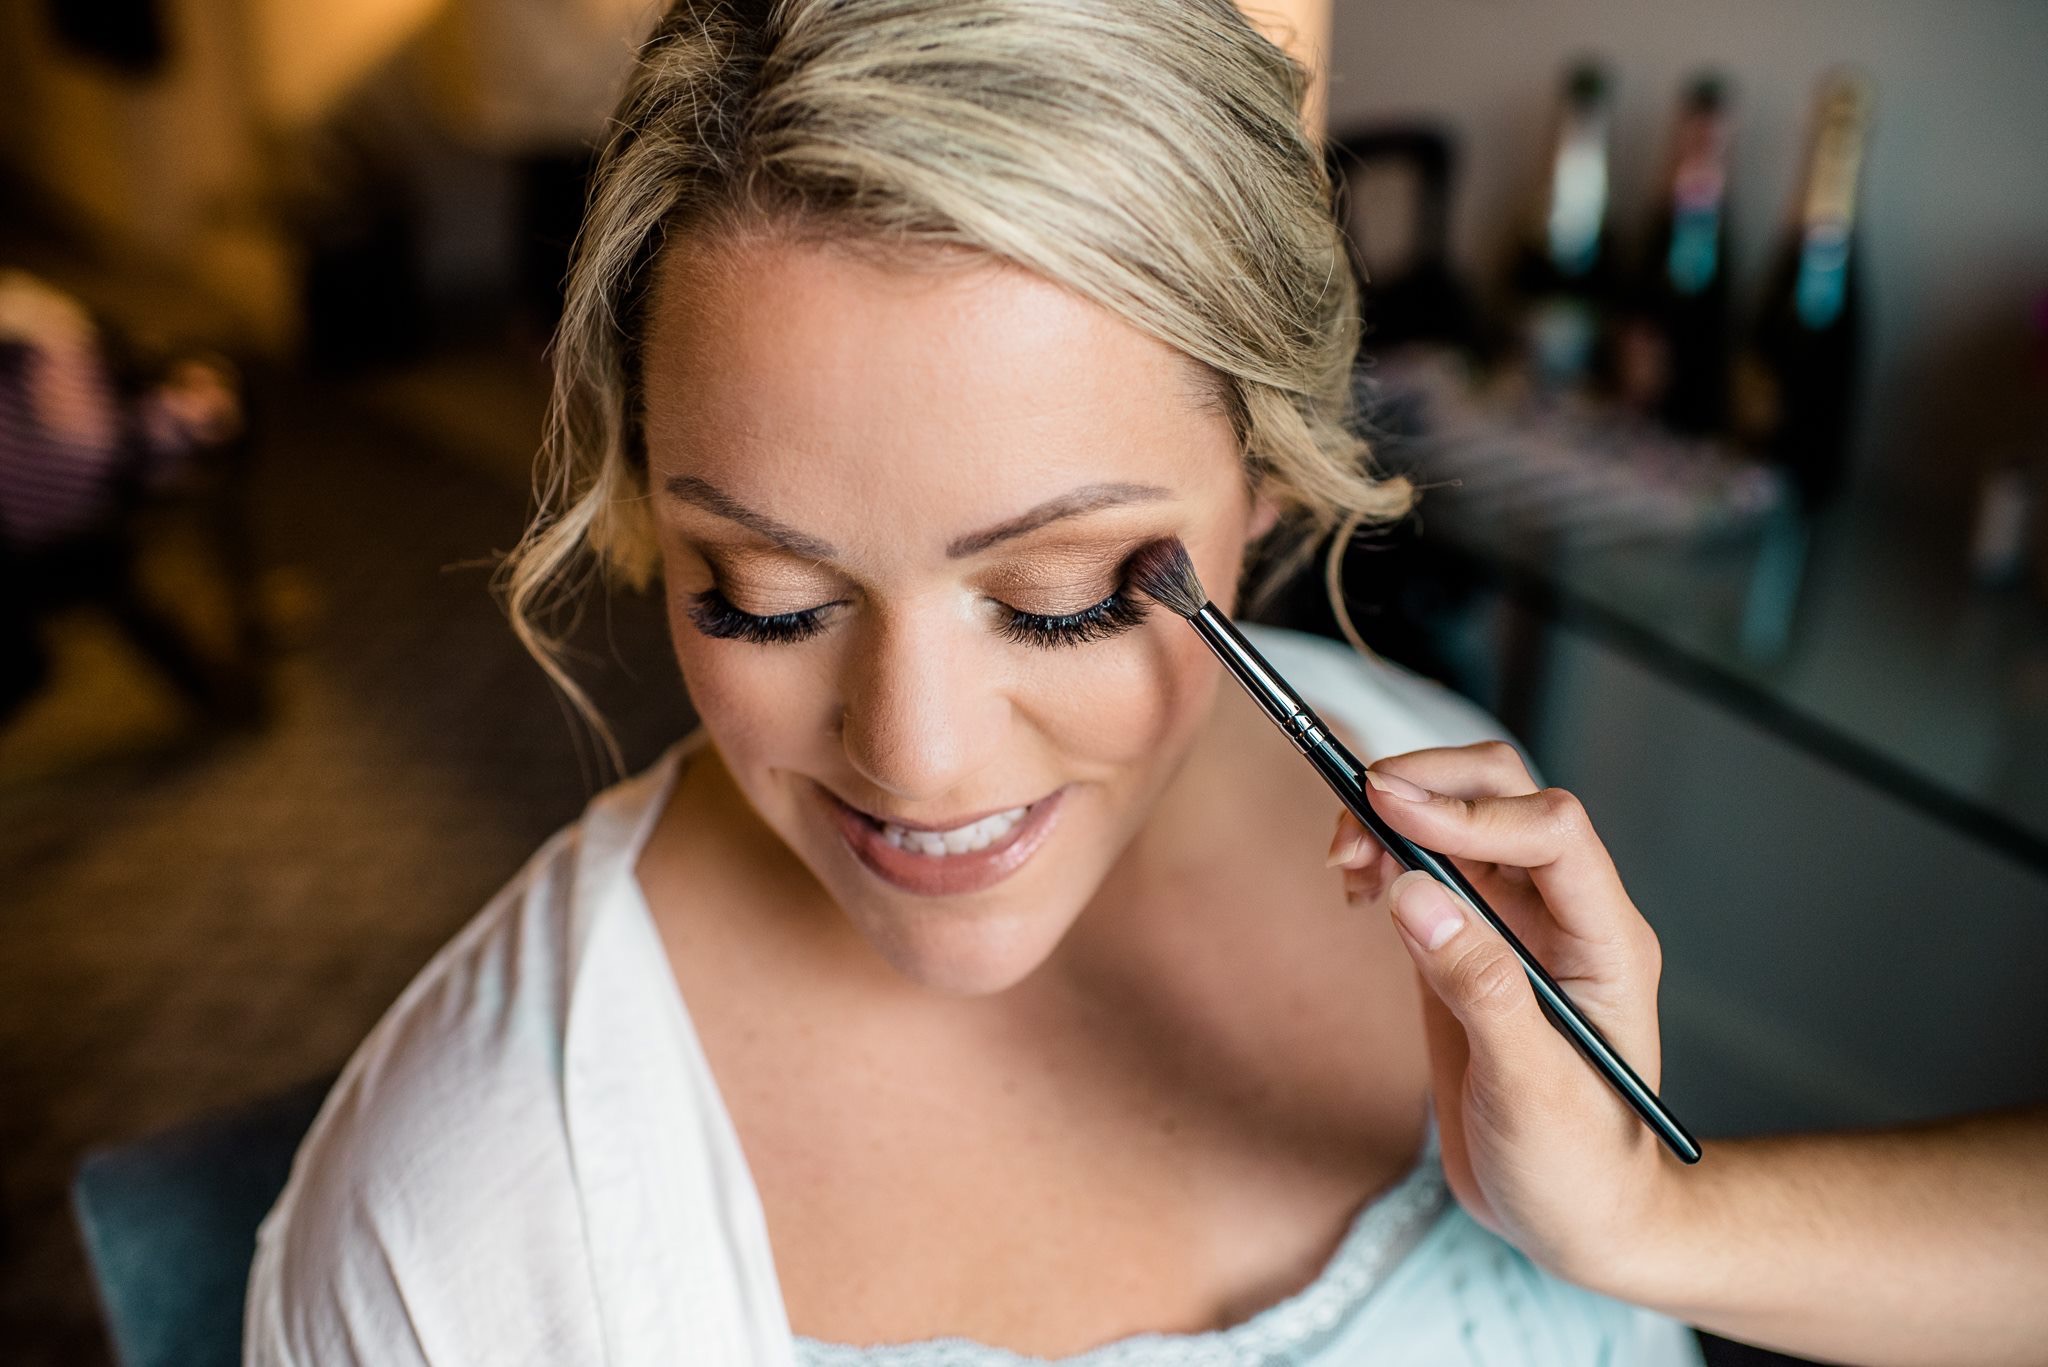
left=1126, top=537, right=1207, bottom=618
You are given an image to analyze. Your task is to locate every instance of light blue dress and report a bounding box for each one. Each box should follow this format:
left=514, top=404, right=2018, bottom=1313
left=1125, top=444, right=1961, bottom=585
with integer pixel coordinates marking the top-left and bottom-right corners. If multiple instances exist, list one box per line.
left=791, top=1108, right=1703, bottom=1367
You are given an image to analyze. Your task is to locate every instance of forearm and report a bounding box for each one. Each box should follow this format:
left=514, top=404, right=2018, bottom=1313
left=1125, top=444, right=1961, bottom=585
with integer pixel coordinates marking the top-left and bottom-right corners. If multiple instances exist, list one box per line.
left=1595, top=1105, right=2048, bottom=1366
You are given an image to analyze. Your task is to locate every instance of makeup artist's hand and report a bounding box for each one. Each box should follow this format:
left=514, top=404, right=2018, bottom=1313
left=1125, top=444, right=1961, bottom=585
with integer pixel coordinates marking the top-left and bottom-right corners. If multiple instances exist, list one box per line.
left=1329, top=741, right=2048, bottom=1367
left=1325, top=740, right=1674, bottom=1284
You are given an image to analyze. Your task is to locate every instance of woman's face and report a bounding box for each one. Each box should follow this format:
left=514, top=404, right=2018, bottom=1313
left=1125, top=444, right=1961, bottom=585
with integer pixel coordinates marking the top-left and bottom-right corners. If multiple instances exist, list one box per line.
left=642, top=235, right=1272, bottom=996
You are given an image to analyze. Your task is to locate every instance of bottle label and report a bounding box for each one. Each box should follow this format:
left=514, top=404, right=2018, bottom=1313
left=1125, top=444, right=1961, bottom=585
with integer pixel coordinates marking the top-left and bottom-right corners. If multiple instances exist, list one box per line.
left=1665, top=107, right=1728, bottom=296
left=1792, top=75, right=1870, bottom=330
left=1547, top=111, right=1608, bottom=278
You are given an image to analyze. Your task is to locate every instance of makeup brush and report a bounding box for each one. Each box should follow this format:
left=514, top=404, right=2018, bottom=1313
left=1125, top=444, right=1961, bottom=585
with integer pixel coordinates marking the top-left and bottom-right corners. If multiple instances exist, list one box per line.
left=1127, top=537, right=1700, bottom=1165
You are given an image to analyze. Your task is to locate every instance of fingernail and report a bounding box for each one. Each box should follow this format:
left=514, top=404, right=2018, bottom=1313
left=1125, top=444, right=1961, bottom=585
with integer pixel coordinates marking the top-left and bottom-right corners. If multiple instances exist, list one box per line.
left=1325, top=825, right=1365, bottom=868
left=1342, top=864, right=1383, bottom=905
left=1365, top=768, right=1434, bottom=802
left=1393, top=876, right=1464, bottom=951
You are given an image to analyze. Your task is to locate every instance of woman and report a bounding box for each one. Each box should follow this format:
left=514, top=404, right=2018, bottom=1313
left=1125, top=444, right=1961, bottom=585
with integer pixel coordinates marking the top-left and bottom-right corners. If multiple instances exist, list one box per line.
left=245, top=2, right=1705, bottom=1361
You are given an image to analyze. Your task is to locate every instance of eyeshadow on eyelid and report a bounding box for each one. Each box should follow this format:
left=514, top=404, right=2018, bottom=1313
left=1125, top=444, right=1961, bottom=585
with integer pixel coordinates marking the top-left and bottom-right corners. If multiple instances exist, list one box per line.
left=982, top=564, right=1117, bottom=595
left=697, top=545, right=832, bottom=585
left=693, top=531, right=1153, bottom=607
left=982, top=538, right=1149, bottom=584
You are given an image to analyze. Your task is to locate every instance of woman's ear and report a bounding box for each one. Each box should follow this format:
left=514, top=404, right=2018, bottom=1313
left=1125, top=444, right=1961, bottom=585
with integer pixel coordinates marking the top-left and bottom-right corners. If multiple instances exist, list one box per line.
left=1247, top=489, right=1282, bottom=542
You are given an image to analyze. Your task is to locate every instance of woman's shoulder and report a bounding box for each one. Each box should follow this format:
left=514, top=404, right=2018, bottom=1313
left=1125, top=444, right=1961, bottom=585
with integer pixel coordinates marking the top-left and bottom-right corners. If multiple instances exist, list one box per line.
left=245, top=821, right=598, bottom=1362
left=279, top=737, right=694, bottom=1172
left=245, top=745, right=697, bottom=1363
left=286, top=821, right=584, bottom=1180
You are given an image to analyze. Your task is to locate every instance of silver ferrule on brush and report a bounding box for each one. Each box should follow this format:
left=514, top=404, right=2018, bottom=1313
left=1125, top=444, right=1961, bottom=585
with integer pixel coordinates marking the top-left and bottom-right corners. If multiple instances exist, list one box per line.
left=1188, top=603, right=1365, bottom=793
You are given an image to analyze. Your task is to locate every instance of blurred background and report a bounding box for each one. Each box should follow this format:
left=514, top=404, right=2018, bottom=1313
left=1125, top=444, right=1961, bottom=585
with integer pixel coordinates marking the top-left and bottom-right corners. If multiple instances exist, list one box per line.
left=1, top=0, right=2043, bottom=1363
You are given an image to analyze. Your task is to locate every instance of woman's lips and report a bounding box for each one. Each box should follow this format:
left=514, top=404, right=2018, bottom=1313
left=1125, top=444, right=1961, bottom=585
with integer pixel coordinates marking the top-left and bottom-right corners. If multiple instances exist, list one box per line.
left=822, top=785, right=1066, bottom=897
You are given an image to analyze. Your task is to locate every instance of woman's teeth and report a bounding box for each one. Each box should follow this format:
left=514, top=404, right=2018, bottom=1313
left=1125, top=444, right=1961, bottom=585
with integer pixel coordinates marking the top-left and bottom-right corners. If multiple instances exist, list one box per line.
left=879, top=806, right=1029, bottom=857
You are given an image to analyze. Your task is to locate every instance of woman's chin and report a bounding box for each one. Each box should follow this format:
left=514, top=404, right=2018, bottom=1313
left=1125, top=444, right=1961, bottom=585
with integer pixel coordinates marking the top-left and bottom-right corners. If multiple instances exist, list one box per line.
left=848, top=898, right=1075, bottom=997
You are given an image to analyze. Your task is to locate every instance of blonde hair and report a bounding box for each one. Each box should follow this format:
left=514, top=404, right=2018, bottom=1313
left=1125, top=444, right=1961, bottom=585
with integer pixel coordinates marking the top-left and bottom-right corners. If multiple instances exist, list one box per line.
left=498, top=0, right=1413, bottom=772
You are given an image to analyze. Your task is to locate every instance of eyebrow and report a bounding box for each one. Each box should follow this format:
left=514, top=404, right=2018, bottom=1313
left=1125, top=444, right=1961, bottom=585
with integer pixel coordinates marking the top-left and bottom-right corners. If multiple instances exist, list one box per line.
left=661, top=475, right=1171, bottom=561
left=943, top=481, right=1172, bottom=557
left=663, top=476, right=837, bottom=560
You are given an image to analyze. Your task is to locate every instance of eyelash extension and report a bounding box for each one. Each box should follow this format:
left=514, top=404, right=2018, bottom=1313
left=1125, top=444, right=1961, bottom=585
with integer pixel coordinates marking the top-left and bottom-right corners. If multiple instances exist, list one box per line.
left=687, top=585, right=1153, bottom=648
left=687, top=588, right=832, bottom=644
left=997, top=588, right=1151, bottom=648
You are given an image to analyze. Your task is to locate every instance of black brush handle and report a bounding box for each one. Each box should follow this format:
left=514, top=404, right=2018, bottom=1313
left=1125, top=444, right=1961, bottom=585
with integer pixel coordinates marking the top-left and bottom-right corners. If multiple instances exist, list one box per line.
left=1191, top=606, right=1701, bottom=1166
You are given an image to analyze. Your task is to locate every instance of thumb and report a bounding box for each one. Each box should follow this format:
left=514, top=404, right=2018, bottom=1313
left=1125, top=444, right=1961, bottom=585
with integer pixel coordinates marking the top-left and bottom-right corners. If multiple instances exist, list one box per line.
left=1388, top=871, right=1547, bottom=1059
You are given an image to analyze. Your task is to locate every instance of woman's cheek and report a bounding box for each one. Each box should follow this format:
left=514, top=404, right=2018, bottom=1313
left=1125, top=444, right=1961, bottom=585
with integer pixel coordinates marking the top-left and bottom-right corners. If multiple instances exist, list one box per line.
left=665, top=621, right=811, bottom=771
left=1016, top=624, right=1214, bottom=771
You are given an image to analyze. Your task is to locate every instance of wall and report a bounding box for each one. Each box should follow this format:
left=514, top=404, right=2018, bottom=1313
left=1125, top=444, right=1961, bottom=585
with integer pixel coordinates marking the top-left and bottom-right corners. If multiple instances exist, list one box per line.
left=0, top=0, right=456, bottom=348
left=1326, top=0, right=2048, bottom=503
left=250, top=0, right=446, bottom=129
left=0, top=0, right=292, bottom=343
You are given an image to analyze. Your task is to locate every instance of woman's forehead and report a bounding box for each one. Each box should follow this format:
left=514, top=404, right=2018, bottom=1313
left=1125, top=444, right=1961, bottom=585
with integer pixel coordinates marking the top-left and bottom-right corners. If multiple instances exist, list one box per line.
left=644, top=236, right=1221, bottom=438
left=639, top=235, right=1237, bottom=527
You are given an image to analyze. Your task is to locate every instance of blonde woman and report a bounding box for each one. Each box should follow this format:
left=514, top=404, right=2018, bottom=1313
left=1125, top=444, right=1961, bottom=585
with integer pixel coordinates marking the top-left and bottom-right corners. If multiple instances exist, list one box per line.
left=246, top=2, right=1705, bottom=1362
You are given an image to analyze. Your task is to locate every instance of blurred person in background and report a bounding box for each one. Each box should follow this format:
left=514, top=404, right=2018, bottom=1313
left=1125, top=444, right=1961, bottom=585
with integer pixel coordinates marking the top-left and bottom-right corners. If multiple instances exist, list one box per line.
left=241, top=1, right=1705, bottom=1362
left=0, top=268, right=248, bottom=726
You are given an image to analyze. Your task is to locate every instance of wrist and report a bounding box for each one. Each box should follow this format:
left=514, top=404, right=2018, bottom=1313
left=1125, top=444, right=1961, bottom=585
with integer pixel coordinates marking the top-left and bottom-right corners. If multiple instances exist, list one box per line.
left=1565, top=1139, right=1705, bottom=1307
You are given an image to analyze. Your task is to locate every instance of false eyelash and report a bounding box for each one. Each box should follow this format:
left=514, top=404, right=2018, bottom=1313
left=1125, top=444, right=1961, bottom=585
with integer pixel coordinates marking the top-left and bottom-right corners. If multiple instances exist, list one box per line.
left=996, top=589, right=1151, bottom=648
left=685, top=586, right=1151, bottom=649
left=687, top=588, right=832, bottom=645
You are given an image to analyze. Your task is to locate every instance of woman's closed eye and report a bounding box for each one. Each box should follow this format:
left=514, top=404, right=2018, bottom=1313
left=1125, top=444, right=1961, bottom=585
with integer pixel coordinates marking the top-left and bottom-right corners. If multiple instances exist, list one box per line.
left=686, top=584, right=1150, bottom=649
left=992, top=587, right=1149, bottom=647
left=686, top=588, right=837, bottom=645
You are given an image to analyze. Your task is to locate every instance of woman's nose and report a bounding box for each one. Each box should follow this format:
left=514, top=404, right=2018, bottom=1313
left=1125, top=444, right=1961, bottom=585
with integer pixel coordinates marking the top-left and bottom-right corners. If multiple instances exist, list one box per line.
left=838, top=619, right=1009, bottom=805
